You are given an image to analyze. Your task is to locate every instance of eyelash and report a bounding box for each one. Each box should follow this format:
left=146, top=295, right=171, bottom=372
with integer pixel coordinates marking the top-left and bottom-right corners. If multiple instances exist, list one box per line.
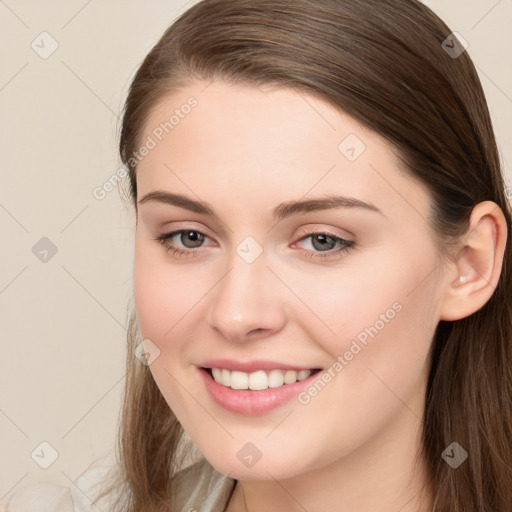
left=154, top=228, right=355, bottom=260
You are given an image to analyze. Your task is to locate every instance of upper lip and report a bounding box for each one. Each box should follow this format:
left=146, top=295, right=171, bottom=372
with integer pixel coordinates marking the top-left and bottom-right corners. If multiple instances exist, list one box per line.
left=200, top=359, right=322, bottom=373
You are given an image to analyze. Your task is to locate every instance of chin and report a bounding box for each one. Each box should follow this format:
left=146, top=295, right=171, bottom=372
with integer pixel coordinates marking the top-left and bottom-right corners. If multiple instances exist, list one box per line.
left=204, top=448, right=306, bottom=481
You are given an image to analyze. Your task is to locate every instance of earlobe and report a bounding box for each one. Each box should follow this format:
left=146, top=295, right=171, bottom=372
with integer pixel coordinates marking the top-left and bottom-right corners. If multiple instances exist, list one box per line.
left=439, top=201, right=508, bottom=321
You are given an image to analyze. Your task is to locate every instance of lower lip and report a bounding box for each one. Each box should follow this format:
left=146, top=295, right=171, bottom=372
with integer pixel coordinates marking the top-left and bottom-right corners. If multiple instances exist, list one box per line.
left=198, top=367, right=321, bottom=416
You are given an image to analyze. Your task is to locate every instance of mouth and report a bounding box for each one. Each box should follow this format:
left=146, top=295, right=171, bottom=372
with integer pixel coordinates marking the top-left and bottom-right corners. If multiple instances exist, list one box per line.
left=198, top=365, right=324, bottom=415
left=200, top=366, right=323, bottom=391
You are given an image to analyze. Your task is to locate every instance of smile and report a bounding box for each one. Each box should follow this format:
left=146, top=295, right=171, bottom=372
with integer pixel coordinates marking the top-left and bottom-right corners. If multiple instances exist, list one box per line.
left=198, top=366, right=323, bottom=416
left=209, top=368, right=321, bottom=390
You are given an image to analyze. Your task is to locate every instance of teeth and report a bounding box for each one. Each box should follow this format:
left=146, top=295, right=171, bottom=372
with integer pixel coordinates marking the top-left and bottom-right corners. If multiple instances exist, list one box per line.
left=210, top=368, right=313, bottom=390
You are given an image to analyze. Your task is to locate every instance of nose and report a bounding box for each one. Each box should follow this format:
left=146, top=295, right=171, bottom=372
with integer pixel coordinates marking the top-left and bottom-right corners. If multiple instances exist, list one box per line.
left=207, top=251, right=286, bottom=343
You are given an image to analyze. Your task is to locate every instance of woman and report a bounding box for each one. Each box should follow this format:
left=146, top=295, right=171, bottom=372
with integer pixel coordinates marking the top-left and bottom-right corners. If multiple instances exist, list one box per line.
left=5, top=0, right=511, bottom=511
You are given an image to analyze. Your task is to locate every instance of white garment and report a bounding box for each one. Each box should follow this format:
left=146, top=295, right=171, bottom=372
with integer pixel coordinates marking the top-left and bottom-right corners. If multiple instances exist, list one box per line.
left=3, top=458, right=235, bottom=512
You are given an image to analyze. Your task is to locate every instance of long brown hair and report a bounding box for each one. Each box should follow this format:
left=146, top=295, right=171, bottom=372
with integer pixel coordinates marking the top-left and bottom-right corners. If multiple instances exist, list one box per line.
left=95, top=1, right=512, bottom=510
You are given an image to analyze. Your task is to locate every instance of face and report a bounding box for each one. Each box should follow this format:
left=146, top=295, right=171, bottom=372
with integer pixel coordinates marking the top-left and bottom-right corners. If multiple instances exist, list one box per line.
left=133, top=79, right=447, bottom=480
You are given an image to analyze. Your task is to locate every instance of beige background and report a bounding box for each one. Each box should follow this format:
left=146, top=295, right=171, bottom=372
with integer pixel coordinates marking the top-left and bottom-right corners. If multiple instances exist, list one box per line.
left=1, top=0, right=511, bottom=505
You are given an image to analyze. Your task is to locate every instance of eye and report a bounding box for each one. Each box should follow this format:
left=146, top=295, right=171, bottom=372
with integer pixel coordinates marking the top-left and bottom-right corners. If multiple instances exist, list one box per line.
left=154, top=229, right=211, bottom=258
left=293, top=231, right=355, bottom=259
left=153, top=228, right=355, bottom=260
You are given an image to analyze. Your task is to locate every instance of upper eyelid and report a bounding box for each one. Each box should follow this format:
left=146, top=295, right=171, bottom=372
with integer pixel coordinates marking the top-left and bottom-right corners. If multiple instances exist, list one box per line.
left=159, top=221, right=353, bottom=239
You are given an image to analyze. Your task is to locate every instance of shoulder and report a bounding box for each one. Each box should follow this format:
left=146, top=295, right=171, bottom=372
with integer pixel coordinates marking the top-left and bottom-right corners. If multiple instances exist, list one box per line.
left=171, top=457, right=236, bottom=511
left=2, top=482, right=74, bottom=512
left=3, top=459, right=235, bottom=512
left=2, top=465, right=114, bottom=512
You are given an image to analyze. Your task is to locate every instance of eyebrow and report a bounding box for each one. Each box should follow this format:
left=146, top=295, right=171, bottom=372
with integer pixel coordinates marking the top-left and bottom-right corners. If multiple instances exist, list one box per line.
left=137, top=191, right=384, bottom=220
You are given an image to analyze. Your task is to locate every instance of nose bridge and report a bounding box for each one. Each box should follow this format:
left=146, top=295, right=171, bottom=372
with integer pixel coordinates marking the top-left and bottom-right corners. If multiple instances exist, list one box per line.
left=208, top=241, right=284, bottom=340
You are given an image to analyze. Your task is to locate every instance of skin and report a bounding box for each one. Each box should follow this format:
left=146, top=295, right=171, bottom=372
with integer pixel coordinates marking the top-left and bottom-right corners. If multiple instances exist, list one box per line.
left=132, top=80, right=507, bottom=512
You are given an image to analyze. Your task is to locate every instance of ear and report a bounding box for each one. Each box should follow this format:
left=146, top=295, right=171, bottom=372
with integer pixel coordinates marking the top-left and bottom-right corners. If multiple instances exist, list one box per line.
left=439, top=201, right=508, bottom=321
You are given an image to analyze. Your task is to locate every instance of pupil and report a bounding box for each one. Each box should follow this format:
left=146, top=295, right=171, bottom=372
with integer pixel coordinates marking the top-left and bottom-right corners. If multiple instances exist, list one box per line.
left=183, top=231, right=203, bottom=247
left=312, top=234, right=334, bottom=251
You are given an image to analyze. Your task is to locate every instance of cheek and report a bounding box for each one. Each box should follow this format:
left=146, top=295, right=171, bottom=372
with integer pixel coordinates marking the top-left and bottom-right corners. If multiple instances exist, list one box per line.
left=132, top=244, right=206, bottom=412
left=286, top=244, right=439, bottom=388
left=133, top=240, right=219, bottom=372
left=275, top=250, right=408, bottom=344
left=133, top=241, right=193, bottom=343
left=280, top=251, right=439, bottom=458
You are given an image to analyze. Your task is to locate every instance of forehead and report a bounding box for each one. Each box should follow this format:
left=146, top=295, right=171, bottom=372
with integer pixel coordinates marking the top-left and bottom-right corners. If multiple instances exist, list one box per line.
left=135, top=80, right=431, bottom=223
